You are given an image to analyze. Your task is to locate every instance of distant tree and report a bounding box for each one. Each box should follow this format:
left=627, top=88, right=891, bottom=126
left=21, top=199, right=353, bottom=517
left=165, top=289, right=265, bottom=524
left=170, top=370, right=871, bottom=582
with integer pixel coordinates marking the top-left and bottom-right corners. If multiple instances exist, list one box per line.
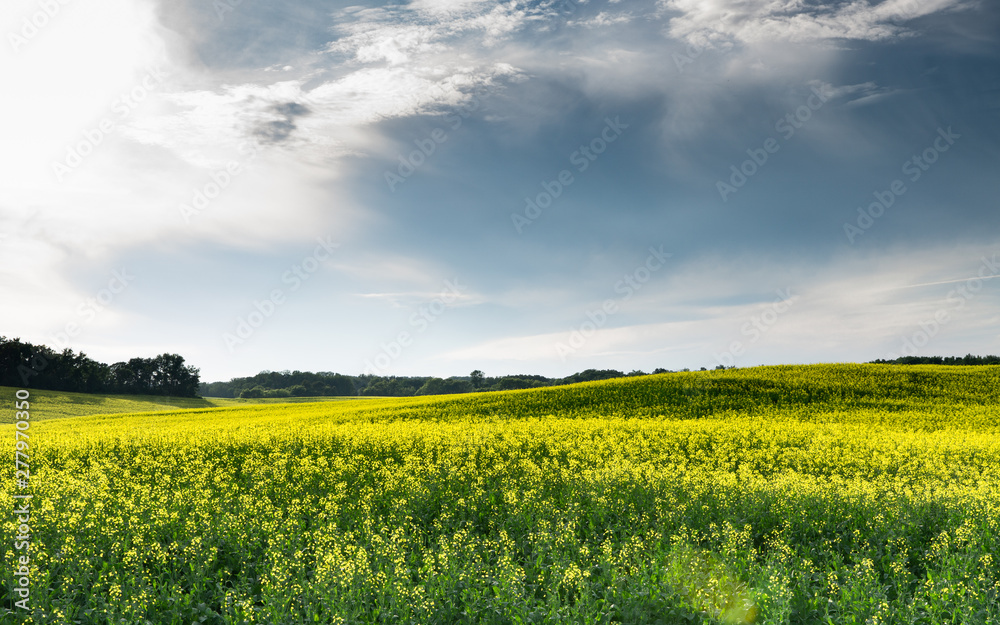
left=0, top=337, right=37, bottom=387
left=288, top=384, right=309, bottom=397
left=110, top=360, right=144, bottom=394
left=415, top=378, right=446, bottom=395
left=124, top=357, right=157, bottom=394
left=470, top=370, right=485, bottom=389
left=0, top=338, right=193, bottom=397
left=492, top=376, right=545, bottom=391
left=871, top=355, right=1000, bottom=366
left=240, top=386, right=266, bottom=399
left=562, top=369, right=625, bottom=384
left=151, top=353, right=200, bottom=396
left=360, top=378, right=419, bottom=397
left=76, top=352, right=110, bottom=393
left=323, top=373, right=357, bottom=396
left=415, top=377, right=473, bottom=396
left=652, top=368, right=670, bottom=374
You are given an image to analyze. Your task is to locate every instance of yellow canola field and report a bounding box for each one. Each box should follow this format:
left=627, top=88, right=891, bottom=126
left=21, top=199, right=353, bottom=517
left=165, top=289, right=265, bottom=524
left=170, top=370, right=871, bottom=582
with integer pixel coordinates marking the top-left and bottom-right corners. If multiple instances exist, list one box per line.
left=2, top=364, right=999, bottom=624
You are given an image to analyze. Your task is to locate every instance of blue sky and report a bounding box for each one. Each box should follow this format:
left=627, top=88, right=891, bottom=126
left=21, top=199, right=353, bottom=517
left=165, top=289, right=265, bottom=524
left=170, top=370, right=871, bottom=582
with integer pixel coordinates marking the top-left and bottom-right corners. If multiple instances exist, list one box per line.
left=2, top=0, right=999, bottom=382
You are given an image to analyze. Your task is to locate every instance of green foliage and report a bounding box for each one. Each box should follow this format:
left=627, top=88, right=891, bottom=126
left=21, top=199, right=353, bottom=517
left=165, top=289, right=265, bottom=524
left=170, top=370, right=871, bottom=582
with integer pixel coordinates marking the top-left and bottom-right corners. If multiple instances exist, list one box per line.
left=203, top=370, right=356, bottom=398
left=871, top=354, right=1000, bottom=366
left=470, top=370, right=485, bottom=389
left=239, top=385, right=266, bottom=399
left=203, top=367, right=658, bottom=399
left=492, top=376, right=547, bottom=391
left=358, top=377, right=419, bottom=397
left=0, top=337, right=200, bottom=396
left=415, top=377, right=474, bottom=395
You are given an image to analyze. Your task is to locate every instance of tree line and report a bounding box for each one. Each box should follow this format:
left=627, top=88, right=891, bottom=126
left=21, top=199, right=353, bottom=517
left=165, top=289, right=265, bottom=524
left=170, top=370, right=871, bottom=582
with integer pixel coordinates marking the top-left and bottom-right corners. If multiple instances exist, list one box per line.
left=0, top=337, right=201, bottom=397
left=200, top=368, right=686, bottom=399
left=870, top=354, right=1000, bottom=366
left=199, top=370, right=356, bottom=398
left=203, top=356, right=1000, bottom=399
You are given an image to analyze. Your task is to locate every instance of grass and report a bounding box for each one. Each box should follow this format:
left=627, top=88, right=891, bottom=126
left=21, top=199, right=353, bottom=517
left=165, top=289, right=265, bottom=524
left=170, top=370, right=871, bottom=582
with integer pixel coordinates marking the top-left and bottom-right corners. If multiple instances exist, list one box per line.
left=204, top=395, right=373, bottom=408
left=0, top=386, right=217, bottom=423
left=0, top=387, right=366, bottom=423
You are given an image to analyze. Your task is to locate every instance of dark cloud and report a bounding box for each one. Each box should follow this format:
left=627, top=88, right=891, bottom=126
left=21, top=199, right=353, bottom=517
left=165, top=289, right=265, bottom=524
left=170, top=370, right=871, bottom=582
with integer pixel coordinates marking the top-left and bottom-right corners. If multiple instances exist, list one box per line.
left=253, top=101, right=312, bottom=144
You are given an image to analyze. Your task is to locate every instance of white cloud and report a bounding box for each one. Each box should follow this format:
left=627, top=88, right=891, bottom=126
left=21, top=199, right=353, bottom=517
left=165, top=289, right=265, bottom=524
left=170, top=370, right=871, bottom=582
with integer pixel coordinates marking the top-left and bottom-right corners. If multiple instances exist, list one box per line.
left=408, top=0, right=496, bottom=14
left=662, top=0, right=972, bottom=45
left=124, top=53, right=524, bottom=171
left=329, top=1, right=531, bottom=64
left=0, top=0, right=168, bottom=189
left=0, top=0, right=529, bottom=285
left=569, top=11, right=634, bottom=28
left=355, top=289, right=486, bottom=309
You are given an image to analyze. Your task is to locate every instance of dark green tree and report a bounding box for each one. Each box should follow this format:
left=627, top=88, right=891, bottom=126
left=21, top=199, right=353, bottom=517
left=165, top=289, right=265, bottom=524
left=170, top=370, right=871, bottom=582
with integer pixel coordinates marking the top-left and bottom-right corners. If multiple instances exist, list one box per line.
left=470, top=370, right=485, bottom=389
left=240, top=386, right=266, bottom=399
left=415, top=377, right=473, bottom=396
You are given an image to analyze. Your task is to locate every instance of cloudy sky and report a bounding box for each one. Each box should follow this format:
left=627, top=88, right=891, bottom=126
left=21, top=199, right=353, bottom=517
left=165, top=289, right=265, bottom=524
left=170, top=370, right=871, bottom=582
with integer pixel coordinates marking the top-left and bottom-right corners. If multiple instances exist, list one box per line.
left=2, top=0, right=999, bottom=382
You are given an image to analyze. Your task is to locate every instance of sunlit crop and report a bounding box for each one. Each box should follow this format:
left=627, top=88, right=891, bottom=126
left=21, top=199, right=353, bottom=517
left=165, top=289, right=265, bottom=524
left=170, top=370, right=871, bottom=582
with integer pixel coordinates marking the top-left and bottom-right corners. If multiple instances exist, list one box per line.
left=2, top=364, right=999, bottom=624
